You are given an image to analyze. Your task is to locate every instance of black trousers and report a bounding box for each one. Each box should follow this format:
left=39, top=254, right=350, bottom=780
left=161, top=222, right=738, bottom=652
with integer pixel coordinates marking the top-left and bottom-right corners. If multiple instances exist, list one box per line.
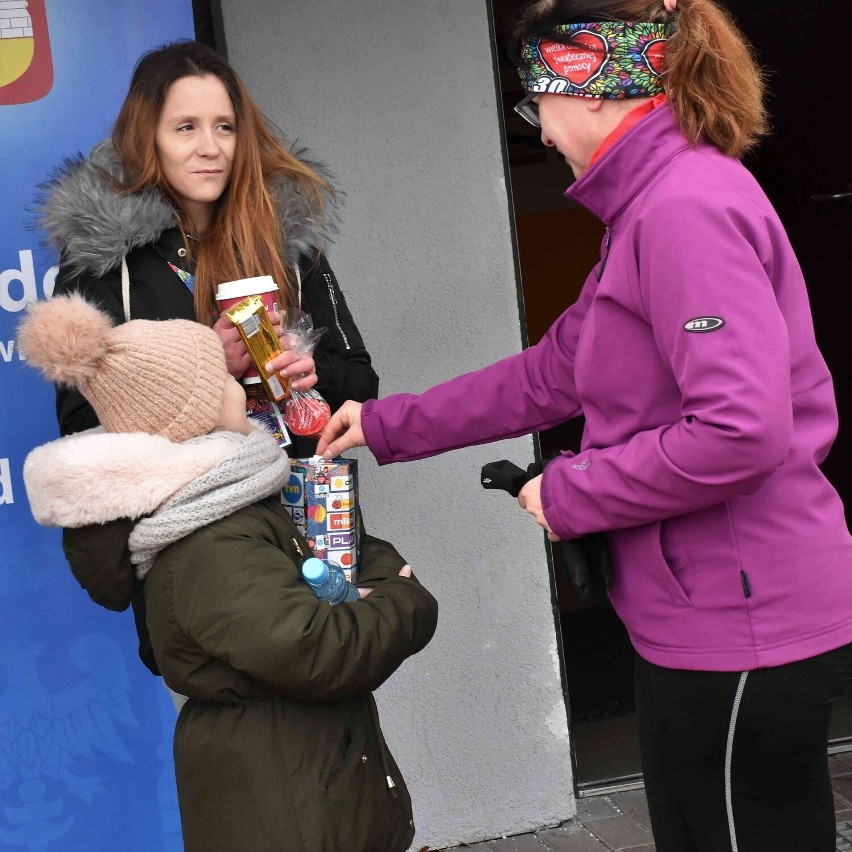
left=634, top=643, right=852, bottom=852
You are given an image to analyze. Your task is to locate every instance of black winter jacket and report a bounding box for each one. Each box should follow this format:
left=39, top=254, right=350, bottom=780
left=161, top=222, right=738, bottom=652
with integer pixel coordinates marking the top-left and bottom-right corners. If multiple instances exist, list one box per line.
left=38, top=142, right=380, bottom=670
left=40, top=141, right=379, bottom=455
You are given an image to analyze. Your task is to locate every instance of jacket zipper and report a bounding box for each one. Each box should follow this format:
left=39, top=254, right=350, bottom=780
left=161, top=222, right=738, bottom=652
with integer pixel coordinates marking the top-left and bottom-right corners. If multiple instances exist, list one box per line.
left=325, top=273, right=351, bottom=350
left=596, top=227, right=612, bottom=282
left=367, top=695, right=399, bottom=798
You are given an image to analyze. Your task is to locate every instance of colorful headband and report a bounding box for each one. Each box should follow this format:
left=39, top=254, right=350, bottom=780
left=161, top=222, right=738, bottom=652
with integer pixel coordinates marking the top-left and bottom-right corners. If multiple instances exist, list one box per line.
left=517, top=21, right=671, bottom=99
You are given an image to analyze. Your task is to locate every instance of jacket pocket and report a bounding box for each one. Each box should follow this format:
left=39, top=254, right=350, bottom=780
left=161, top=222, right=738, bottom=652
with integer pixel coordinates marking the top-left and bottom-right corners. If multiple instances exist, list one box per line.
left=640, top=521, right=692, bottom=607
left=647, top=520, right=693, bottom=608
left=319, top=725, right=358, bottom=794
left=609, top=521, right=693, bottom=610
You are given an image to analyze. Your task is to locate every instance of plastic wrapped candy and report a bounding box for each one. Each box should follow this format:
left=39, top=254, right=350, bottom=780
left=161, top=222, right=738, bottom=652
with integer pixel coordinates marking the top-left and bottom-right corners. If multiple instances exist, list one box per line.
left=283, top=310, right=332, bottom=437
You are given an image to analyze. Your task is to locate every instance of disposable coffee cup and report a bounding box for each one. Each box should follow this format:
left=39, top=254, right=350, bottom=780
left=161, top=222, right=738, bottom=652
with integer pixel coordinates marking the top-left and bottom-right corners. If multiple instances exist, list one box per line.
left=216, top=276, right=281, bottom=382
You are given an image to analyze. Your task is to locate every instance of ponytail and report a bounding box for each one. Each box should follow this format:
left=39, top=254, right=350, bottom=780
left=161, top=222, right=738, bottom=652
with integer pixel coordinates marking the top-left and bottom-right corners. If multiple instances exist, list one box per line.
left=659, top=0, right=768, bottom=158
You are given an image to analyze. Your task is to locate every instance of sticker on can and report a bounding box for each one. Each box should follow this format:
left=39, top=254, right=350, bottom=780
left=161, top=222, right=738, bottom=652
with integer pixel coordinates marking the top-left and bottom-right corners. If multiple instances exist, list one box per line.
left=328, top=512, right=354, bottom=531
left=281, top=472, right=305, bottom=506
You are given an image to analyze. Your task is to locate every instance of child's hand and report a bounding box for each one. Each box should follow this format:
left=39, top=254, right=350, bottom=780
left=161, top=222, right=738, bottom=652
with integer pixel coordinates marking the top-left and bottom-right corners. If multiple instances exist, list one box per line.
left=358, top=564, right=412, bottom=597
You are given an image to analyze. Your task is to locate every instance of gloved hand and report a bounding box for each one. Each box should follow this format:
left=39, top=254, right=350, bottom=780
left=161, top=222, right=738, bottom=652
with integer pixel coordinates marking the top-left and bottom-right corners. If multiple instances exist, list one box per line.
left=481, top=458, right=611, bottom=602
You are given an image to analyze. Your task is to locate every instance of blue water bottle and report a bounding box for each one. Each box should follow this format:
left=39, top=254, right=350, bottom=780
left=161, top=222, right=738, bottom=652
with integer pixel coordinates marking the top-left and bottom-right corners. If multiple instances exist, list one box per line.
left=301, top=557, right=361, bottom=605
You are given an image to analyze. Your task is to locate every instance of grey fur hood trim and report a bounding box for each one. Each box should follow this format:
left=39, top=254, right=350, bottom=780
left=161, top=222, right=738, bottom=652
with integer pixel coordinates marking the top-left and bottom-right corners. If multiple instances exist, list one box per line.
left=36, top=141, right=340, bottom=278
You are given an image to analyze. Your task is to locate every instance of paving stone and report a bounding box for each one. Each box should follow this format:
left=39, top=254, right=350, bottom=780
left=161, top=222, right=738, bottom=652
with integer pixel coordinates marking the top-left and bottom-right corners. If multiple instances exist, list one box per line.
left=574, top=796, right=620, bottom=822
left=585, top=815, right=653, bottom=850
left=537, top=825, right=608, bottom=852
left=837, top=821, right=852, bottom=852
left=835, top=776, right=852, bottom=805
left=487, top=835, right=547, bottom=851
left=542, top=822, right=591, bottom=837
left=830, top=757, right=852, bottom=776
left=608, top=790, right=653, bottom=831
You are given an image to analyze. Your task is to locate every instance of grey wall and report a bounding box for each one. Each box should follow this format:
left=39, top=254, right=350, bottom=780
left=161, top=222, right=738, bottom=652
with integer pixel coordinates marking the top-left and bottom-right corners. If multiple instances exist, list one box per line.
left=219, top=1, right=575, bottom=846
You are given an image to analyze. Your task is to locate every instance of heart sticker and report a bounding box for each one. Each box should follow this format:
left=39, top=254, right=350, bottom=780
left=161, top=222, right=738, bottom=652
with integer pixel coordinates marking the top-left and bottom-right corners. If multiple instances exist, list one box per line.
left=539, top=31, right=608, bottom=89
left=642, top=38, right=666, bottom=76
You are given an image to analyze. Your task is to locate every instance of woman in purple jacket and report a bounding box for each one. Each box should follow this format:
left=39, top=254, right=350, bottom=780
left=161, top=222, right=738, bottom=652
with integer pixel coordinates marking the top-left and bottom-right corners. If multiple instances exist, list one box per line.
left=318, top=1, right=852, bottom=849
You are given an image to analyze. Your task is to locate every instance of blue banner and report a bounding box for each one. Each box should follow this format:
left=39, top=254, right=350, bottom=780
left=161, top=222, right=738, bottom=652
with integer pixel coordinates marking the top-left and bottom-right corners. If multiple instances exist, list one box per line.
left=1, top=2, right=195, bottom=849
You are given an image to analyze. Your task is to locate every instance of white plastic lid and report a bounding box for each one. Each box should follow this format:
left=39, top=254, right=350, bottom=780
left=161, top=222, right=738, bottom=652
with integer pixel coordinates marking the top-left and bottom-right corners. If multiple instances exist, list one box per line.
left=215, top=275, right=278, bottom=301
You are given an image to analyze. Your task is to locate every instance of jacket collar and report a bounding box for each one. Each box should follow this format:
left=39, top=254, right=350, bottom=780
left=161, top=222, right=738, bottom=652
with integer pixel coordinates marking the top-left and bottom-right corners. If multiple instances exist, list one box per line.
left=565, top=105, right=696, bottom=225
left=36, top=141, right=340, bottom=279
left=23, top=427, right=242, bottom=528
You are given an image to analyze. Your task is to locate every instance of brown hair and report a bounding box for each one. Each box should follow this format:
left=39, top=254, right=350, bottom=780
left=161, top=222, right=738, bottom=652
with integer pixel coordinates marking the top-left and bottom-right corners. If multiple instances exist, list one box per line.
left=509, top=0, right=768, bottom=159
left=112, top=40, right=330, bottom=322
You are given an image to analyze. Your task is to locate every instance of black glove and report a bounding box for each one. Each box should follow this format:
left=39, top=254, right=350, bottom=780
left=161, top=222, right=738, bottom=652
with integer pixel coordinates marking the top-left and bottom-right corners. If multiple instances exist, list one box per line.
left=481, top=459, right=611, bottom=603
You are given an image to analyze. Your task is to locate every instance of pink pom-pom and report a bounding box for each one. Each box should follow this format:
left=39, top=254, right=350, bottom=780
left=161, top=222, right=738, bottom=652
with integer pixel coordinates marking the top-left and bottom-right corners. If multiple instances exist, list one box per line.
left=17, top=293, right=113, bottom=386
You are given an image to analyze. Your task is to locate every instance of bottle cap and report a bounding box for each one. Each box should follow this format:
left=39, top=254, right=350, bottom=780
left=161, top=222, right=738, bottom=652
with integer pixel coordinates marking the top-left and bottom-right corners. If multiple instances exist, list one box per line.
left=301, top=557, right=329, bottom=585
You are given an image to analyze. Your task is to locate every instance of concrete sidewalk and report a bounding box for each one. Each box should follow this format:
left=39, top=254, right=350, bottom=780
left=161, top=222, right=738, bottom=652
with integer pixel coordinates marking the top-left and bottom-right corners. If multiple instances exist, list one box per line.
left=432, top=751, right=852, bottom=851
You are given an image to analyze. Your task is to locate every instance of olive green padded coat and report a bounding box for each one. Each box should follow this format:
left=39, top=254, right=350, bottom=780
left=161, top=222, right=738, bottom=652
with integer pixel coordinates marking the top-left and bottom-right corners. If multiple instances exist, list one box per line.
left=144, top=497, right=438, bottom=852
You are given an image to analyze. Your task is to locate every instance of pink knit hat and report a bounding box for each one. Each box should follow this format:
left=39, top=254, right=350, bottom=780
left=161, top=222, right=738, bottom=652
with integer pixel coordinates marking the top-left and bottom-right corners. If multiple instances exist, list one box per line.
left=18, top=293, right=228, bottom=442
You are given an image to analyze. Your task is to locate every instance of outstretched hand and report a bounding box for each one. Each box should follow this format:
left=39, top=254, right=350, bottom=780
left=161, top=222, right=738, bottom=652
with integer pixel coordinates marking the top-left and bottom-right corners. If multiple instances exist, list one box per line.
left=316, top=401, right=366, bottom=459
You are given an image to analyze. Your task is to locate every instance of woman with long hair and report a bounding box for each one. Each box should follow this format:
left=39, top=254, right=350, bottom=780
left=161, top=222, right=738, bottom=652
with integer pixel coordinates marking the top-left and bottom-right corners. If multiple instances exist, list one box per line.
left=41, top=39, right=377, bottom=448
left=38, top=40, right=379, bottom=673
left=318, top=1, right=852, bottom=849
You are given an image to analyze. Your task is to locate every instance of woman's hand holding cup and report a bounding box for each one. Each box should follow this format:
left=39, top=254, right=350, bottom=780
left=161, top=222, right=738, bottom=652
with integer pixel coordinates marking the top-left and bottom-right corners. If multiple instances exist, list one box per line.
left=212, top=313, right=252, bottom=378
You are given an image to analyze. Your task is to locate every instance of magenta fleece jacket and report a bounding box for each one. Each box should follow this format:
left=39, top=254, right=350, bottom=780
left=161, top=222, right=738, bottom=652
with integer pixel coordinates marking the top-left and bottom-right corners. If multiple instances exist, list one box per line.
left=362, top=105, right=852, bottom=671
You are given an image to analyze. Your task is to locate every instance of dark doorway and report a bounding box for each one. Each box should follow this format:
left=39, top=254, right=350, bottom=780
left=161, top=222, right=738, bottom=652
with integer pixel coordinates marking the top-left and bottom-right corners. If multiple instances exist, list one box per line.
left=725, top=0, right=852, bottom=752
left=725, top=0, right=851, bottom=516
left=489, top=0, right=852, bottom=789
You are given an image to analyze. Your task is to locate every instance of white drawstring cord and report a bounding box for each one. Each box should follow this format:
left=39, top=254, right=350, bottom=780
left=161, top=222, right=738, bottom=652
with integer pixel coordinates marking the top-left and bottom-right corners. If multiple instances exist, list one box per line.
left=121, top=255, right=131, bottom=322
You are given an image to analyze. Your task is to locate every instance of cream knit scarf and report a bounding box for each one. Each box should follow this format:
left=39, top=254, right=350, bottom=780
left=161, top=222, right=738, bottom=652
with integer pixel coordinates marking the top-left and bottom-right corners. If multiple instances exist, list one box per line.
left=129, top=422, right=290, bottom=579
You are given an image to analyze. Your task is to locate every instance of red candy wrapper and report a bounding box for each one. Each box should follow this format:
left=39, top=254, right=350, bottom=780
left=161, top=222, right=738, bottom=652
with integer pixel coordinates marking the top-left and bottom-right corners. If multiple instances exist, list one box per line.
left=283, top=311, right=331, bottom=437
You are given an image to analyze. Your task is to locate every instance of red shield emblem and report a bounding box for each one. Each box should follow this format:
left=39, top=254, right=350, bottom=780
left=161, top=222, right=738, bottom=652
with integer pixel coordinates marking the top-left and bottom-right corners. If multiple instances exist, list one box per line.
left=0, top=0, right=53, bottom=106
